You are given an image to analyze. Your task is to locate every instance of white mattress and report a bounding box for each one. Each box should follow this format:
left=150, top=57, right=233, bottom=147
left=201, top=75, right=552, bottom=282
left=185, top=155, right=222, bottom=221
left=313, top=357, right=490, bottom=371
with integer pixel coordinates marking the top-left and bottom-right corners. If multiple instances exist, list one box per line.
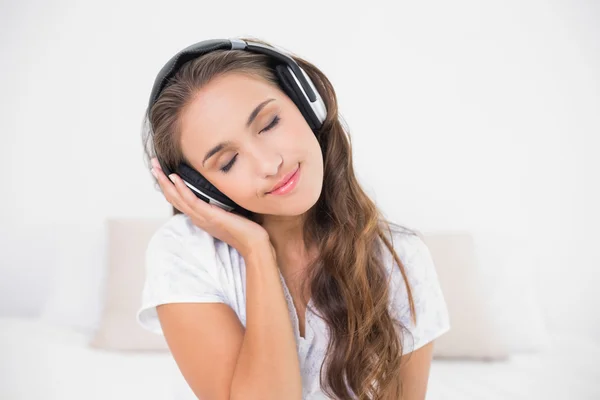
left=1, top=316, right=599, bottom=400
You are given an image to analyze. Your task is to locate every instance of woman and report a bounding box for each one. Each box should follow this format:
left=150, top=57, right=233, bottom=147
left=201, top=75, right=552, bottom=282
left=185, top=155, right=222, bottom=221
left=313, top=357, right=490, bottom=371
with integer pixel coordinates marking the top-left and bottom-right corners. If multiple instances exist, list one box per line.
left=137, top=36, right=450, bottom=400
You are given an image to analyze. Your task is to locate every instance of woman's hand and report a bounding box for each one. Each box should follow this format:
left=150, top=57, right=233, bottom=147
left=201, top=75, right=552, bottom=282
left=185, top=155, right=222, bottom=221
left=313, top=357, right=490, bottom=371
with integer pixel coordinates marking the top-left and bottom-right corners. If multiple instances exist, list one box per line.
left=151, top=158, right=270, bottom=258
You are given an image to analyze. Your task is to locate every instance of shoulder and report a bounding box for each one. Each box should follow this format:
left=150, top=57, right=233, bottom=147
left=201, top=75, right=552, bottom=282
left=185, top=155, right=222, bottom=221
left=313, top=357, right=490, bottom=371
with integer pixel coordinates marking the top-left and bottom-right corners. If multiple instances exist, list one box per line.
left=137, top=214, right=232, bottom=334
left=149, top=213, right=214, bottom=249
left=147, top=213, right=227, bottom=262
left=379, top=222, right=428, bottom=271
left=144, top=213, right=226, bottom=279
left=380, top=222, right=451, bottom=353
left=380, top=222, right=440, bottom=297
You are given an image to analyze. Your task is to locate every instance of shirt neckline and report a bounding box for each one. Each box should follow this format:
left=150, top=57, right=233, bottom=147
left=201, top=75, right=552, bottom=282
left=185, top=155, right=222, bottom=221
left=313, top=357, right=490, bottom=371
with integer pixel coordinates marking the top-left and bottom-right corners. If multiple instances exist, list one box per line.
left=277, top=268, right=313, bottom=344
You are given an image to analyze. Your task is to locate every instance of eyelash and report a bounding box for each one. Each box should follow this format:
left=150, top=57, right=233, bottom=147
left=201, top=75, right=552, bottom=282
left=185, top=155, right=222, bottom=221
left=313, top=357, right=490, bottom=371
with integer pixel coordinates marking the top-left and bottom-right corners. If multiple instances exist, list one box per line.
left=220, top=115, right=281, bottom=173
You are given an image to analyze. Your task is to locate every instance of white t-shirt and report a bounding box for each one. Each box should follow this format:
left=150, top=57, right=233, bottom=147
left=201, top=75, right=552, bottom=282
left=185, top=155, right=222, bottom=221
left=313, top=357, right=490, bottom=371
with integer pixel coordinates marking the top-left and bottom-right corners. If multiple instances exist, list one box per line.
left=136, top=213, right=451, bottom=399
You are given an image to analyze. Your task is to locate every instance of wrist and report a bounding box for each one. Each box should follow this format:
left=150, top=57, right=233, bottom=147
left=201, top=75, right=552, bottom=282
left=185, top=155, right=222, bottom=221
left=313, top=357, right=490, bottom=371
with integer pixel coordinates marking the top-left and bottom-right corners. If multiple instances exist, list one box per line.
left=242, top=240, right=275, bottom=263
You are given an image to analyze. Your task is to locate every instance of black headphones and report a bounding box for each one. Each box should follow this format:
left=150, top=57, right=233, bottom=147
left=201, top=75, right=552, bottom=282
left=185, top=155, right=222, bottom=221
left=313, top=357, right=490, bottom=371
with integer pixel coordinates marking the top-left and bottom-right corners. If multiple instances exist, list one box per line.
left=147, top=38, right=328, bottom=217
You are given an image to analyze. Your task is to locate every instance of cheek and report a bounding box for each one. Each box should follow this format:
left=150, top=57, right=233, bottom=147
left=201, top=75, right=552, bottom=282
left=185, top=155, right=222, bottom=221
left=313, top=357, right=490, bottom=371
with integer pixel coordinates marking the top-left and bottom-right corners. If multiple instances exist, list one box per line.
left=221, top=179, right=256, bottom=201
left=286, top=128, right=316, bottom=156
left=284, top=112, right=311, bottom=137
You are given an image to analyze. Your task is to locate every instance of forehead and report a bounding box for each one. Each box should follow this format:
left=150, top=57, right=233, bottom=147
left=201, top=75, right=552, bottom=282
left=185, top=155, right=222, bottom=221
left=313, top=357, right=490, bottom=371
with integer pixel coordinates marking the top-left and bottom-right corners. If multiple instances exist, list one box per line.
left=181, top=72, right=278, bottom=132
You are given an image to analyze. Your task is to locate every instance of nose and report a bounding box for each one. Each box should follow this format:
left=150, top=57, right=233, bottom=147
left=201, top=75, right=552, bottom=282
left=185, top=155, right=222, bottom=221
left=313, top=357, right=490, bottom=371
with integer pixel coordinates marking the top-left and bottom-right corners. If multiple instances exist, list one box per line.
left=249, top=145, right=283, bottom=177
left=258, top=153, right=283, bottom=177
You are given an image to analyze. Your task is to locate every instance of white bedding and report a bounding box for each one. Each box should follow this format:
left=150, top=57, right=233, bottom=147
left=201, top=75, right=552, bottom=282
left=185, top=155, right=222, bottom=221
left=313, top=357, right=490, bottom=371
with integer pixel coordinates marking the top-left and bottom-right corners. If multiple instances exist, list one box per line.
left=1, top=317, right=599, bottom=400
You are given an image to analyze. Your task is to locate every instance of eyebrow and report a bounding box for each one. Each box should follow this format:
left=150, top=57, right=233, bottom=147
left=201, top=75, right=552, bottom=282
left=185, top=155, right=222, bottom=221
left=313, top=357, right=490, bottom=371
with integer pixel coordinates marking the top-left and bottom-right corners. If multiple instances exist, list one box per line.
left=202, top=98, right=276, bottom=167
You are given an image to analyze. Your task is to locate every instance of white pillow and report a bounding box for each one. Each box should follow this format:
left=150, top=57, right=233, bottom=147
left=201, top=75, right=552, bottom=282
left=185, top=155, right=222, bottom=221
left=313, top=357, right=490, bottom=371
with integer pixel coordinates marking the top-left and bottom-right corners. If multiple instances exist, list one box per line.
left=39, top=222, right=108, bottom=335
left=470, top=230, right=551, bottom=353
left=423, top=232, right=511, bottom=359
left=40, top=220, right=548, bottom=356
left=423, top=231, right=550, bottom=359
left=89, top=218, right=170, bottom=350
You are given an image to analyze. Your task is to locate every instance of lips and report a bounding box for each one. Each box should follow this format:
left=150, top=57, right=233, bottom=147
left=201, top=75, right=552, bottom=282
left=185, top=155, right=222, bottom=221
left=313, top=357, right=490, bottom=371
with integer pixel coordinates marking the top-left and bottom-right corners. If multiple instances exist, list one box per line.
left=267, top=164, right=300, bottom=194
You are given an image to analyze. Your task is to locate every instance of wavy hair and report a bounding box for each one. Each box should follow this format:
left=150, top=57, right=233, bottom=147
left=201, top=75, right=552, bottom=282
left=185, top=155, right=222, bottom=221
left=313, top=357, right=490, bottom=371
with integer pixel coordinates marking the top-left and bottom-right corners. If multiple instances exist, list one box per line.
left=141, top=36, right=419, bottom=400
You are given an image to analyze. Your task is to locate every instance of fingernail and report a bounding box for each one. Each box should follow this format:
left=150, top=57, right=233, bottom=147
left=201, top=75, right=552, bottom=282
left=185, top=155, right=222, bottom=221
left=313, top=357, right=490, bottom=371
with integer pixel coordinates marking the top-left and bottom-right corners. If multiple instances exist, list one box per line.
left=169, top=174, right=177, bottom=183
left=151, top=168, right=158, bottom=178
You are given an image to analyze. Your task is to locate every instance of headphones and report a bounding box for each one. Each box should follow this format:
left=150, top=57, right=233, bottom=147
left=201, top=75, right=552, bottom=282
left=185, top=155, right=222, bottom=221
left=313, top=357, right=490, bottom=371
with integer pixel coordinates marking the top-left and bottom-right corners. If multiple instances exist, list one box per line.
left=147, top=38, right=328, bottom=217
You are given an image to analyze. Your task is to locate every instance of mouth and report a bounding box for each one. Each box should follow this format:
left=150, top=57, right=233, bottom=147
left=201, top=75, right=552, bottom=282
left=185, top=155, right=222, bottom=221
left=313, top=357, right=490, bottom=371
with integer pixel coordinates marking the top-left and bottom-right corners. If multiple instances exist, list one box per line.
left=266, top=163, right=301, bottom=196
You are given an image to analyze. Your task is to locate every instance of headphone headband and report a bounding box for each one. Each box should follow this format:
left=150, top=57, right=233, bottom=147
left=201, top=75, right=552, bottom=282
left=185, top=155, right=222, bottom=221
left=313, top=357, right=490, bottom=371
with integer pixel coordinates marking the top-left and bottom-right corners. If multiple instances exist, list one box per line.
left=148, top=38, right=318, bottom=110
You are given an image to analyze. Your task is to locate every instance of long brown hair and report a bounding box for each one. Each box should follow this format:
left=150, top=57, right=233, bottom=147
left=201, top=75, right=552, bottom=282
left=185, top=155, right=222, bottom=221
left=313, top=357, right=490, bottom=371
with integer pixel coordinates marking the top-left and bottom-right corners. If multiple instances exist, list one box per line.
left=142, top=36, right=419, bottom=399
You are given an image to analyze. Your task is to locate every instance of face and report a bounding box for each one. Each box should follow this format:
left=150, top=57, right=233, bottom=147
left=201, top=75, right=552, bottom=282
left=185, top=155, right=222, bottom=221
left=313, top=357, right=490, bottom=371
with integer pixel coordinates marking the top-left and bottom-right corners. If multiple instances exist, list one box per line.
left=178, top=72, right=324, bottom=216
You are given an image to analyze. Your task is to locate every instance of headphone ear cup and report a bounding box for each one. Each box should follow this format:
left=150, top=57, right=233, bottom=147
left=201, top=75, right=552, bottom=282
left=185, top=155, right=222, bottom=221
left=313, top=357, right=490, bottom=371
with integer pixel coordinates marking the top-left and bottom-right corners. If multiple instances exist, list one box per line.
left=275, top=64, right=321, bottom=131
left=175, top=162, right=241, bottom=212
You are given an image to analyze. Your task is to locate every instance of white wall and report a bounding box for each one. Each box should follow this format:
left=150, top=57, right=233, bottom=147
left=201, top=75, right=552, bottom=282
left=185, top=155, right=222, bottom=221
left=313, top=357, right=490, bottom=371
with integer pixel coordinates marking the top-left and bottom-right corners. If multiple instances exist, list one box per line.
left=1, top=0, right=598, bottom=340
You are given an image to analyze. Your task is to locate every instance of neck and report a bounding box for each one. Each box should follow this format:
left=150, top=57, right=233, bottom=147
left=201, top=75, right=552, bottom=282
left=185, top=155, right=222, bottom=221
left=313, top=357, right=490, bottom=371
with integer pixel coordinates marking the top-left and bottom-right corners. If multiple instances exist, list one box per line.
left=258, top=212, right=315, bottom=274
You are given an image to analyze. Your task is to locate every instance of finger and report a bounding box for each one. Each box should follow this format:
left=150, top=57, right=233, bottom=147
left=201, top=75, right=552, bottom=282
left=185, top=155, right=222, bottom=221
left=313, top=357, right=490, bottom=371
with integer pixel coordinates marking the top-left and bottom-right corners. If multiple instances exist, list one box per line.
left=152, top=165, right=189, bottom=213
left=168, top=172, right=214, bottom=219
left=151, top=159, right=212, bottom=219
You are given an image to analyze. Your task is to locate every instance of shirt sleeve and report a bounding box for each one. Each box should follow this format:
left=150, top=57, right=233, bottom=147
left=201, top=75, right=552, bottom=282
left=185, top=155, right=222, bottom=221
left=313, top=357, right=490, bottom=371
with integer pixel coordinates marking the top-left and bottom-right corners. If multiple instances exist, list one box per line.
left=387, top=233, right=451, bottom=355
left=136, top=223, right=229, bottom=335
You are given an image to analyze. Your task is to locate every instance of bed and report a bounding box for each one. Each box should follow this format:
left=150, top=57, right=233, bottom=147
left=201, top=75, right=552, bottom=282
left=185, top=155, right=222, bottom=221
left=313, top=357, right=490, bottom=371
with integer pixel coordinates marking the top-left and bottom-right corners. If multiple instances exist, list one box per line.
left=1, top=316, right=599, bottom=399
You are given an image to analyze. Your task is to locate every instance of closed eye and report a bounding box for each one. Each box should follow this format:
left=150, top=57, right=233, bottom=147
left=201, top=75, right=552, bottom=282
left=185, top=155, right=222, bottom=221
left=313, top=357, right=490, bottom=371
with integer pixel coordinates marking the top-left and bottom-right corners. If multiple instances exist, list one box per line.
left=219, top=115, right=281, bottom=173
left=261, top=115, right=280, bottom=133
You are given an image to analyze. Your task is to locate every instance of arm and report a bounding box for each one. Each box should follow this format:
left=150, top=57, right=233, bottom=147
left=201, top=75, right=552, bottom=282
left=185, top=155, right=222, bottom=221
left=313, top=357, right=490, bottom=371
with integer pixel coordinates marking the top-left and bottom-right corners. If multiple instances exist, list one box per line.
left=229, top=245, right=303, bottom=400
left=398, top=341, right=435, bottom=400
left=156, top=243, right=302, bottom=400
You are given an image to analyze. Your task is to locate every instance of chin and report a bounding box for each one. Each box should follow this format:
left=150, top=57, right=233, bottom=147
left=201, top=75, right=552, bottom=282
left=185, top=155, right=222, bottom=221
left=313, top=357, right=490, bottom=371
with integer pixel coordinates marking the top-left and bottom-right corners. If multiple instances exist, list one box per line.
left=250, top=182, right=323, bottom=217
